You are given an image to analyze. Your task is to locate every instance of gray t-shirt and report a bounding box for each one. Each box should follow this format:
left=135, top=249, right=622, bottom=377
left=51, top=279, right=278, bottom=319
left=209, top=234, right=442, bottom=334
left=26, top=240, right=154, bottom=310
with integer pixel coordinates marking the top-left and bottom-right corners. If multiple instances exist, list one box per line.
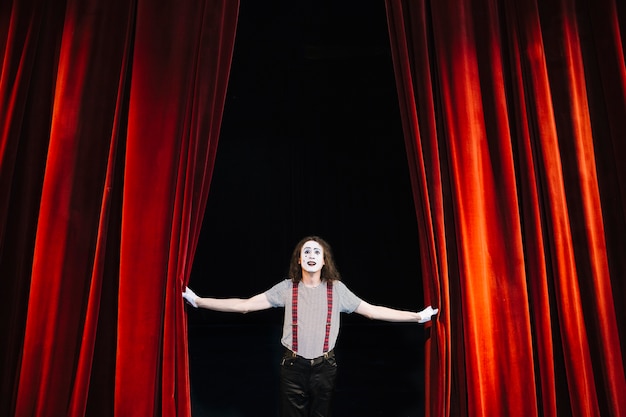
left=265, top=279, right=362, bottom=359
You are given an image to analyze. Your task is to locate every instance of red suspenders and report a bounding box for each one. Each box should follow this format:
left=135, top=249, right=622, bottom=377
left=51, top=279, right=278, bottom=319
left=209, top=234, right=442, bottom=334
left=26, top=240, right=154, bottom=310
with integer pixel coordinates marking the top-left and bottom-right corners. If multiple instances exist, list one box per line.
left=323, top=281, right=333, bottom=353
left=291, top=280, right=333, bottom=354
left=291, top=283, right=299, bottom=352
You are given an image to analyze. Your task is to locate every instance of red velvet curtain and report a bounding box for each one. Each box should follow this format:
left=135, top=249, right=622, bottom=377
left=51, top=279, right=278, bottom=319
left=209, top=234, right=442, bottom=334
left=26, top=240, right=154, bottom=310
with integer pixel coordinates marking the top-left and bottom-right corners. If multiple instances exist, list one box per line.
left=385, top=0, right=626, bottom=416
left=0, top=0, right=238, bottom=416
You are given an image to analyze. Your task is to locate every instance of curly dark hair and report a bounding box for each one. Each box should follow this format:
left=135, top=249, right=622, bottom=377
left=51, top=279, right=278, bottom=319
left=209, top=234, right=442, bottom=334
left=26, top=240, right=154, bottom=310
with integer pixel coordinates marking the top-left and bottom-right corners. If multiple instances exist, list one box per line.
left=288, top=236, right=342, bottom=283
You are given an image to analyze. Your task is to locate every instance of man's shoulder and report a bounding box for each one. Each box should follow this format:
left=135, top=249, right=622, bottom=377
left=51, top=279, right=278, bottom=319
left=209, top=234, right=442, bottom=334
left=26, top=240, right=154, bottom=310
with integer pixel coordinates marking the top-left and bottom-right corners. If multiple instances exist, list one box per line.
left=267, top=278, right=291, bottom=292
left=331, top=280, right=350, bottom=291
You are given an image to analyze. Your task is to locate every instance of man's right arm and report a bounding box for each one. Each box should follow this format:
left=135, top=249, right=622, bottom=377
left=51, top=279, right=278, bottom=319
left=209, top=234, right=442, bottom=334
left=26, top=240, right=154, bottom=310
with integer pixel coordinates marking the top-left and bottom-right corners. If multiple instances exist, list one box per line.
left=183, top=287, right=272, bottom=314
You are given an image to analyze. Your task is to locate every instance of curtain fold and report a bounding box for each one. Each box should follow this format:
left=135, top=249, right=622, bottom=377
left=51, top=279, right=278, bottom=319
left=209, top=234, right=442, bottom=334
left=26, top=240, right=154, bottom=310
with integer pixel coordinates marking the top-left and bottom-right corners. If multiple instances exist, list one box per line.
left=0, top=0, right=239, bottom=415
left=386, top=0, right=626, bottom=416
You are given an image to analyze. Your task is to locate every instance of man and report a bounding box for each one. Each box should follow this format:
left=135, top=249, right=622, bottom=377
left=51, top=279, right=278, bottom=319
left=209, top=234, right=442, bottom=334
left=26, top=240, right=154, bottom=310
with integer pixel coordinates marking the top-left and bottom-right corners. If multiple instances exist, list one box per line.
left=183, top=235, right=438, bottom=417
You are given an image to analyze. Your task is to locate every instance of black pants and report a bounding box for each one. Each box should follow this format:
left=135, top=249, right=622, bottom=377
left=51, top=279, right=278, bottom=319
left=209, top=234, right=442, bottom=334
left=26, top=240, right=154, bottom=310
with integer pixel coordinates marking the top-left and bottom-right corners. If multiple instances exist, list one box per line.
left=279, top=350, right=338, bottom=417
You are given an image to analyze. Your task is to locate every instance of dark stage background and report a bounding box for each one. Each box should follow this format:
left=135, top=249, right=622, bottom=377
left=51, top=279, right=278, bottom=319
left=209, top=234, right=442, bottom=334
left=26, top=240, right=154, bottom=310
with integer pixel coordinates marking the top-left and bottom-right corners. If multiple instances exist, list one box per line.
left=187, top=0, right=426, bottom=416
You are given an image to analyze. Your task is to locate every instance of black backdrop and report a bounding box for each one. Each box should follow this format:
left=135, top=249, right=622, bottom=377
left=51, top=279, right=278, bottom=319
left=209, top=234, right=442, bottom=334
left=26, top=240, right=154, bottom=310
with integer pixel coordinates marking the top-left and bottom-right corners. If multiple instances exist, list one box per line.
left=187, top=1, right=425, bottom=415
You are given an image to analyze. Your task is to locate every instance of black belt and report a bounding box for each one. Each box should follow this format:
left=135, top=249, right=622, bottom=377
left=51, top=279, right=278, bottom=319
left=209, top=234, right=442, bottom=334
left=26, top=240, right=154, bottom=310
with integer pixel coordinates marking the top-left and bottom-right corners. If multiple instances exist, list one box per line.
left=283, top=348, right=334, bottom=366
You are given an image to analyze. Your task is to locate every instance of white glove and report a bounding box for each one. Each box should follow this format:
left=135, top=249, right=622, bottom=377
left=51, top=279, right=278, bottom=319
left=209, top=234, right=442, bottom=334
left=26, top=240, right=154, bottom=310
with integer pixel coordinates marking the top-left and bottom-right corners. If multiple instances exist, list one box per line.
left=418, top=306, right=438, bottom=323
left=182, top=287, right=198, bottom=308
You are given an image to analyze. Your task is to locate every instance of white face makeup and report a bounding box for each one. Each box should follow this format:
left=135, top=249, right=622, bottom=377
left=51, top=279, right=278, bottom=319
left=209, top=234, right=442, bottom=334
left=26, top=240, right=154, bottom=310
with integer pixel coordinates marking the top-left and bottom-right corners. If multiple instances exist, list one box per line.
left=299, top=240, right=325, bottom=273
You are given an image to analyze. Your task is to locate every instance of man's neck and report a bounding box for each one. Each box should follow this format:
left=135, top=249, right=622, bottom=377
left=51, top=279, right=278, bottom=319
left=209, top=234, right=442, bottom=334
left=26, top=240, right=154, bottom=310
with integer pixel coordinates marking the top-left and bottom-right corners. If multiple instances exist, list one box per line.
left=301, top=271, right=322, bottom=287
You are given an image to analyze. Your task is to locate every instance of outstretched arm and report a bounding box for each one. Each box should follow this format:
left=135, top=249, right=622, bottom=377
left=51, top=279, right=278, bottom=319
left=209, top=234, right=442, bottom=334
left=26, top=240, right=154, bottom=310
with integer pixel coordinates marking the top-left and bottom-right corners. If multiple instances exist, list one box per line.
left=355, top=301, right=438, bottom=323
left=183, top=287, right=272, bottom=314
